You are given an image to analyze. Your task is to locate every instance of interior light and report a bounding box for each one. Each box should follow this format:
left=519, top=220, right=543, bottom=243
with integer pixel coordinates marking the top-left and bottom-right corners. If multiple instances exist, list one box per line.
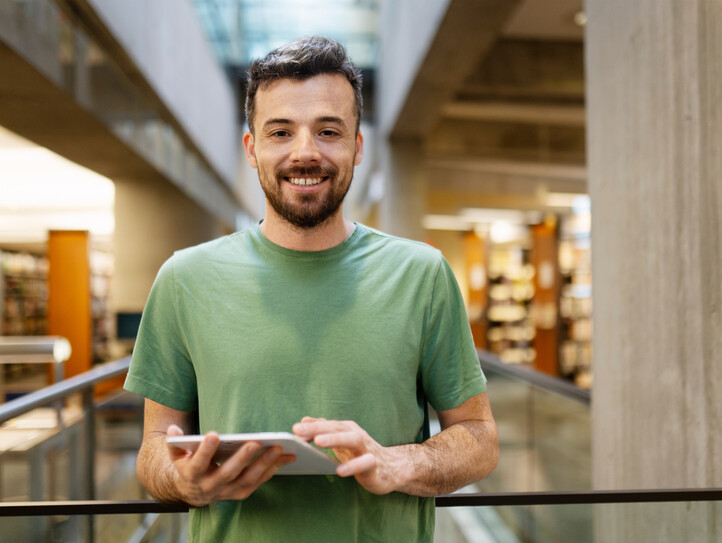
left=0, top=128, right=115, bottom=242
left=572, top=195, right=591, bottom=214
left=461, top=208, right=527, bottom=224
left=573, top=11, right=587, bottom=27
left=422, top=214, right=474, bottom=231
left=490, top=221, right=525, bottom=244
left=53, top=338, right=72, bottom=362
left=545, top=192, right=589, bottom=209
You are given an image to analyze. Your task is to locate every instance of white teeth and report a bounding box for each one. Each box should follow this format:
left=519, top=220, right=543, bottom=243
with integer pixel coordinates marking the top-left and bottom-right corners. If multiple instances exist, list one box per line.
left=288, top=177, right=322, bottom=186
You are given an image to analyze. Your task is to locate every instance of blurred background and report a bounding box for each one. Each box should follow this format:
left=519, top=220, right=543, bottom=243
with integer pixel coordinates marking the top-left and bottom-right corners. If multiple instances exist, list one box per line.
left=0, top=0, right=719, bottom=541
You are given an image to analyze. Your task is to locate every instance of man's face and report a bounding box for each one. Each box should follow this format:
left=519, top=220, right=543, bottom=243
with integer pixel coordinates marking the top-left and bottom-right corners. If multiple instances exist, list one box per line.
left=243, top=74, right=363, bottom=229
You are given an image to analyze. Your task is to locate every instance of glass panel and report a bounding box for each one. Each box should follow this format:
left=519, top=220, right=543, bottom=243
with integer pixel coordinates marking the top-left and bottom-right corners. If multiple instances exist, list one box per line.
left=191, top=0, right=381, bottom=68
left=476, top=371, right=591, bottom=494
left=1, top=512, right=188, bottom=543
left=3, top=502, right=719, bottom=543
left=95, top=512, right=188, bottom=543
left=445, top=369, right=592, bottom=541
left=438, top=501, right=721, bottom=543
left=0, top=389, right=169, bottom=541
left=1, top=397, right=87, bottom=502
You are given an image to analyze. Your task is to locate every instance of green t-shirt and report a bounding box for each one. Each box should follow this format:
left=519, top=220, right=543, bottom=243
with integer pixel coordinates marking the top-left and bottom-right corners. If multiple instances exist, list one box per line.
left=125, top=223, right=486, bottom=542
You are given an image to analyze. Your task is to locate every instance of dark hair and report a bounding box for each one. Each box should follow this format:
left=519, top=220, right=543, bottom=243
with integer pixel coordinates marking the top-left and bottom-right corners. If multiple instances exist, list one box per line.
left=245, top=36, right=363, bottom=133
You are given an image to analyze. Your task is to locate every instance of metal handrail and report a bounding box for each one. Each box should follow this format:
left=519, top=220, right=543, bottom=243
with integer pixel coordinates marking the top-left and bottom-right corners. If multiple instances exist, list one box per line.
left=2, top=488, right=722, bottom=516
left=477, top=349, right=591, bottom=405
left=0, top=356, right=131, bottom=424
left=0, top=354, right=133, bottom=543
left=0, top=336, right=72, bottom=361
left=0, top=352, right=587, bottom=423
left=1, top=356, right=720, bottom=521
left=0, top=336, right=72, bottom=387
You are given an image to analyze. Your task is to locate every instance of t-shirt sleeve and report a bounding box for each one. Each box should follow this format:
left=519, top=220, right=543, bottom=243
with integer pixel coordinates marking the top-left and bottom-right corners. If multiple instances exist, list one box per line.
left=123, top=256, right=198, bottom=412
left=419, top=255, right=487, bottom=412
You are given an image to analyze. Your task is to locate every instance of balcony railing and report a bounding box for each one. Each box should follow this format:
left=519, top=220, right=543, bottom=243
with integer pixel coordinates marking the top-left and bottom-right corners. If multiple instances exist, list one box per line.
left=1, top=354, right=720, bottom=542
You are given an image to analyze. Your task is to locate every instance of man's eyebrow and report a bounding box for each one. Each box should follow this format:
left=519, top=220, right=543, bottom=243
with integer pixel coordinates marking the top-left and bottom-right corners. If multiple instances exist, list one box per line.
left=317, top=116, right=347, bottom=128
left=262, top=118, right=294, bottom=129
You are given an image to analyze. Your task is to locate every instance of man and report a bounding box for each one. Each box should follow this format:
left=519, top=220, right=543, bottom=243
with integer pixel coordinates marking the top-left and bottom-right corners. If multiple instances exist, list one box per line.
left=125, top=36, right=498, bottom=542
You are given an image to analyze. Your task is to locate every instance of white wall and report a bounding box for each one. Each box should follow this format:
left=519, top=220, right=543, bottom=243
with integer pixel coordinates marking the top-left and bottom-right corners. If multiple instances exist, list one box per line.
left=113, top=176, right=225, bottom=312
left=87, top=0, right=238, bottom=187
left=378, top=0, right=451, bottom=137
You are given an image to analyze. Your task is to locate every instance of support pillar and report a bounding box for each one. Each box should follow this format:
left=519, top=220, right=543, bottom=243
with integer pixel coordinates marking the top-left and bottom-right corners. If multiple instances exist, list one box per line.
left=378, top=139, right=425, bottom=241
left=586, top=1, right=722, bottom=540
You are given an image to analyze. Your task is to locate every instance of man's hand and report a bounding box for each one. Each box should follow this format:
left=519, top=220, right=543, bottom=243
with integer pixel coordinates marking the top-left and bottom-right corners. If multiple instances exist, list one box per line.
left=292, top=417, right=407, bottom=495
left=165, top=425, right=296, bottom=506
left=292, top=394, right=498, bottom=497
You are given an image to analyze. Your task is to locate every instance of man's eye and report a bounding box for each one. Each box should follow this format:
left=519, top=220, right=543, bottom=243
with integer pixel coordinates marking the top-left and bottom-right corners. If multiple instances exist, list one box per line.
left=320, top=129, right=339, bottom=137
left=271, top=130, right=290, bottom=137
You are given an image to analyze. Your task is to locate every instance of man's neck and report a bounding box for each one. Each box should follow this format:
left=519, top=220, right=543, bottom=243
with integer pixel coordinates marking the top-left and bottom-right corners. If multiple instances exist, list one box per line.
left=260, top=206, right=355, bottom=251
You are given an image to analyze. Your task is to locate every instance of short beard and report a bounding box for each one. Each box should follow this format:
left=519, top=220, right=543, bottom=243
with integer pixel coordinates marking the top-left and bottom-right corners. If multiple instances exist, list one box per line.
left=262, top=165, right=351, bottom=229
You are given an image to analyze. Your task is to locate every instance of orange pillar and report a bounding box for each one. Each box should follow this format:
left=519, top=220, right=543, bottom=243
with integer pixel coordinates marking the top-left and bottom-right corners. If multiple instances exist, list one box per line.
left=48, top=230, right=92, bottom=379
left=463, top=231, right=488, bottom=349
left=530, top=217, right=560, bottom=376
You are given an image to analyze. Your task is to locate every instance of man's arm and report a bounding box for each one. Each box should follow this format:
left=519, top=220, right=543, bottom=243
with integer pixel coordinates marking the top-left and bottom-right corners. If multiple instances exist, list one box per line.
left=137, top=399, right=295, bottom=506
left=292, top=392, right=498, bottom=496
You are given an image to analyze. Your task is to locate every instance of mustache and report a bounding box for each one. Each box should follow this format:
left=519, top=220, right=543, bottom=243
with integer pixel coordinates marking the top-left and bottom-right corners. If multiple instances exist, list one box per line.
left=276, top=166, right=337, bottom=179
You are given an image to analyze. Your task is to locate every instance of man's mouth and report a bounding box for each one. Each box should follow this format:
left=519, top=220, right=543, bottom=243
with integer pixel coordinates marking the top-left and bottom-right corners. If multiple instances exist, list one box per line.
left=285, top=177, right=327, bottom=187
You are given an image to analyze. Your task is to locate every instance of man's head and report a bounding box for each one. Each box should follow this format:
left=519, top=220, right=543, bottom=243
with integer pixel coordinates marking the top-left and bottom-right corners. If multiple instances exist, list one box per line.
left=245, top=36, right=363, bottom=135
left=242, top=37, right=364, bottom=231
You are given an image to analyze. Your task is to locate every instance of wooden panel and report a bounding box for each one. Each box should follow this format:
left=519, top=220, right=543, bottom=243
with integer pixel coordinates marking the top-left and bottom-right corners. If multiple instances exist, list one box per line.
left=530, top=218, right=559, bottom=376
left=48, top=231, right=92, bottom=379
left=463, top=231, right=488, bottom=349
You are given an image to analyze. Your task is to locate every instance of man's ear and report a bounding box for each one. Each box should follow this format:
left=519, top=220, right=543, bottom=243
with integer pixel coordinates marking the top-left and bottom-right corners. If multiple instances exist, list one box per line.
left=354, top=131, right=364, bottom=166
left=243, top=131, right=258, bottom=169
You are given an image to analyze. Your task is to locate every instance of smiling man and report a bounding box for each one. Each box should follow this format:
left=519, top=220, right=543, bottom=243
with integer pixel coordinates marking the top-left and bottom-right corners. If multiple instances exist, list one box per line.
left=246, top=69, right=361, bottom=244
left=125, top=36, right=498, bottom=542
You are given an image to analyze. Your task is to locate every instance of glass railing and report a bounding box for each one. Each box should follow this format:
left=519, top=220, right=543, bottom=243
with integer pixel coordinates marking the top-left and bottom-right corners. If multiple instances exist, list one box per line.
left=1, top=355, right=720, bottom=543
left=439, top=351, right=591, bottom=542
left=437, top=497, right=722, bottom=543
left=477, top=357, right=591, bottom=493
left=0, top=357, right=188, bottom=542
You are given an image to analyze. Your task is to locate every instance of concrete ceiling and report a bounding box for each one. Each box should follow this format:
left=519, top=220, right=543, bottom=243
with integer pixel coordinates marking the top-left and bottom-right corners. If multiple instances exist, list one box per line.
left=413, top=0, right=586, bottom=220
left=502, top=0, right=584, bottom=41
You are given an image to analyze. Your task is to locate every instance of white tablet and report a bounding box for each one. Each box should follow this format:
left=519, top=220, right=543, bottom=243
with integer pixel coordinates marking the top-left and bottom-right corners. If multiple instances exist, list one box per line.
left=166, top=432, right=339, bottom=475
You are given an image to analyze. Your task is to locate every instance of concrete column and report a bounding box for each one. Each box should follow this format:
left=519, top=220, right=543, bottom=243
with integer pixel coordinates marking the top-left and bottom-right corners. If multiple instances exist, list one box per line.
left=586, top=1, right=722, bottom=541
left=378, top=139, right=426, bottom=241
left=113, top=177, right=225, bottom=313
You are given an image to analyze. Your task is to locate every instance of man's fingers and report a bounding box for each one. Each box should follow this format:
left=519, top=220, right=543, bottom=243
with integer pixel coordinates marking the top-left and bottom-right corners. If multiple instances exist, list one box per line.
left=235, top=446, right=283, bottom=484
left=186, top=432, right=221, bottom=473
left=292, top=417, right=328, bottom=439
left=224, top=454, right=297, bottom=501
left=313, top=431, right=364, bottom=450
left=211, top=441, right=264, bottom=482
left=293, top=419, right=354, bottom=439
left=167, top=424, right=184, bottom=437
left=258, top=454, right=296, bottom=483
left=300, top=416, right=325, bottom=423
left=165, top=425, right=186, bottom=458
left=337, top=452, right=376, bottom=477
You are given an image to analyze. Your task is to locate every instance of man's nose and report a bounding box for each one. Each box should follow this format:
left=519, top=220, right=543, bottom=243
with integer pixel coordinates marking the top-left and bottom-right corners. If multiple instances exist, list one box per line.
left=289, top=130, right=321, bottom=164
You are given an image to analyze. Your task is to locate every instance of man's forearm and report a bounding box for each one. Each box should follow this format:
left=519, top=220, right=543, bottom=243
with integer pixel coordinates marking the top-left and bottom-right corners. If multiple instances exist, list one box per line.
left=391, top=419, right=499, bottom=497
left=137, top=433, right=186, bottom=503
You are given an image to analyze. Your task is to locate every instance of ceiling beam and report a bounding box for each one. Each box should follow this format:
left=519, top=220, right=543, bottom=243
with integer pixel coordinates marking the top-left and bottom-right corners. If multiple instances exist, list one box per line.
left=390, top=0, right=522, bottom=139
left=426, top=156, right=587, bottom=182
left=442, top=101, right=586, bottom=127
